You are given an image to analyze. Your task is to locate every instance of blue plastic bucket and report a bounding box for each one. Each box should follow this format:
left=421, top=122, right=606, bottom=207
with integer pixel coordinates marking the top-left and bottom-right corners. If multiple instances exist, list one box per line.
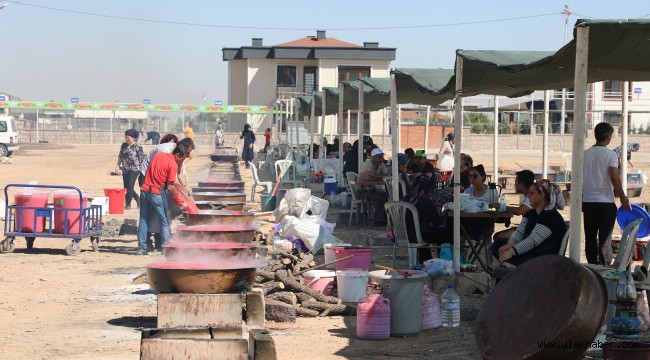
left=324, top=176, right=337, bottom=195
left=617, top=204, right=650, bottom=237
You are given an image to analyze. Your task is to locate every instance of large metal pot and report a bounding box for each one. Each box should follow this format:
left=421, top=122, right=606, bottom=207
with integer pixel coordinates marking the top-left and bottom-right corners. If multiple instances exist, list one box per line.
left=163, top=243, right=258, bottom=263
left=192, top=186, right=244, bottom=193
left=173, top=225, right=254, bottom=243
left=475, top=255, right=607, bottom=360
left=198, top=179, right=245, bottom=188
left=210, top=155, right=238, bottom=163
left=193, top=192, right=247, bottom=203
left=206, top=173, right=242, bottom=181
left=146, top=261, right=257, bottom=294
left=185, top=210, right=253, bottom=227
left=194, top=201, right=245, bottom=211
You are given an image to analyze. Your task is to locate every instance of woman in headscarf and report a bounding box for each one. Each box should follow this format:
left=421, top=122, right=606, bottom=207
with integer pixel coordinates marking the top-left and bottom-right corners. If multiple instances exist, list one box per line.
left=403, top=175, right=453, bottom=263
left=614, top=142, right=641, bottom=169
left=116, top=129, right=145, bottom=210
left=240, top=123, right=256, bottom=168
left=492, top=179, right=567, bottom=267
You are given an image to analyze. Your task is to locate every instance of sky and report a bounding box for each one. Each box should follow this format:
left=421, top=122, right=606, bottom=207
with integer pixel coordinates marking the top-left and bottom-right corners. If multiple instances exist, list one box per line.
left=0, top=0, right=648, bottom=105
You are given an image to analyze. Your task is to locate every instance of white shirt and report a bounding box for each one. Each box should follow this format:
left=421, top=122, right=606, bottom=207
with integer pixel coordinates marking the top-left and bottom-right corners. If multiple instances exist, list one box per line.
left=464, top=186, right=490, bottom=202
left=522, top=196, right=531, bottom=209
left=583, top=145, right=618, bottom=203
left=140, top=142, right=176, bottom=176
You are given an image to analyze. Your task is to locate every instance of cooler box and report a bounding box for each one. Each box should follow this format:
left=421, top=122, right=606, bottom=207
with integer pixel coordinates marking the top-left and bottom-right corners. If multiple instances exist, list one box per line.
left=91, top=196, right=109, bottom=215
left=53, top=190, right=88, bottom=234
left=14, top=190, right=49, bottom=232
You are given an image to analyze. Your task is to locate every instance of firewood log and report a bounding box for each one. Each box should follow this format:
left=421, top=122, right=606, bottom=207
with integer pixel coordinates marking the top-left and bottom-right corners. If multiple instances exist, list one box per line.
left=256, top=270, right=276, bottom=282
left=266, top=291, right=297, bottom=305
left=301, top=301, right=356, bottom=316
left=295, top=292, right=316, bottom=303
left=293, top=306, right=319, bottom=317
left=260, top=281, right=285, bottom=296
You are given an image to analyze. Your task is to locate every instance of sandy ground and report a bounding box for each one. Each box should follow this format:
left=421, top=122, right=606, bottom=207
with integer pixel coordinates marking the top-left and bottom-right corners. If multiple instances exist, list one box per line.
left=1, top=143, right=650, bottom=360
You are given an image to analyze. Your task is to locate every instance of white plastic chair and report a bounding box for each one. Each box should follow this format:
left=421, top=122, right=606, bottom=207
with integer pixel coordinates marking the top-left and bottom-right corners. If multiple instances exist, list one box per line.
left=613, top=218, right=643, bottom=272
left=384, top=201, right=427, bottom=268
left=346, top=171, right=358, bottom=183
left=248, top=161, right=273, bottom=202
left=384, top=177, right=407, bottom=201
left=562, top=153, right=572, bottom=182
left=340, top=180, right=363, bottom=226
left=275, top=159, right=296, bottom=188
left=558, top=224, right=570, bottom=256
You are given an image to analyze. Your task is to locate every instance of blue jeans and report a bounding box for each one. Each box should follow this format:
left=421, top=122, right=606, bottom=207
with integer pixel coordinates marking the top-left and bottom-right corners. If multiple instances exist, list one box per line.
left=138, top=190, right=169, bottom=250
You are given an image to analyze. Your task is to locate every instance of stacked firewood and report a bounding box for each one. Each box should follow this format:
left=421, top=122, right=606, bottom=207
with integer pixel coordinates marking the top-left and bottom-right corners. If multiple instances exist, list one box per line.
left=255, top=250, right=356, bottom=321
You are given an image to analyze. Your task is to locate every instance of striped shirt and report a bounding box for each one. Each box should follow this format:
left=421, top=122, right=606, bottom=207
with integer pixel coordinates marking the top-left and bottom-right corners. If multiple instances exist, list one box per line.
left=511, top=208, right=566, bottom=255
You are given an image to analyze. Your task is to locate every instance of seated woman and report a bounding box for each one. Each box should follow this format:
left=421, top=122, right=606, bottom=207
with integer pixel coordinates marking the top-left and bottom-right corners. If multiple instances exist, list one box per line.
left=449, top=153, right=474, bottom=191
left=464, top=164, right=489, bottom=201
left=491, top=179, right=567, bottom=267
left=403, top=175, right=453, bottom=263
left=396, top=153, right=411, bottom=200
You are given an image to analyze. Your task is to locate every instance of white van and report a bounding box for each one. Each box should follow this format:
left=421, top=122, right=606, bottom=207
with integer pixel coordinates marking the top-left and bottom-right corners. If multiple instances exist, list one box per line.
left=0, top=115, right=19, bottom=157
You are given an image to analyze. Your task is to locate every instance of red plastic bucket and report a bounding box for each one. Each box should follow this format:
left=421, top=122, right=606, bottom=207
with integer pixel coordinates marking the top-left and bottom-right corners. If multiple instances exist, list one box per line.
left=333, top=246, right=372, bottom=271
left=14, top=190, right=49, bottom=232
left=103, top=188, right=125, bottom=214
left=53, top=191, right=88, bottom=234
left=303, top=270, right=336, bottom=296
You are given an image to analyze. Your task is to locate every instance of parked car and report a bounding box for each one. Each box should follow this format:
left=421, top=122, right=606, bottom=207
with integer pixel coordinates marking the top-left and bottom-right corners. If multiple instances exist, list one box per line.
left=0, top=115, right=19, bottom=157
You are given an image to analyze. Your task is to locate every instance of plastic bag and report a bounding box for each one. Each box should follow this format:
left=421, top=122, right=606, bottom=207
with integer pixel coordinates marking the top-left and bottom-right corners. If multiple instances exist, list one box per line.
left=273, top=188, right=312, bottom=223
left=637, top=291, right=650, bottom=331
left=300, top=195, right=329, bottom=222
left=280, top=215, right=342, bottom=253
left=331, top=191, right=349, bottom=207
left=460, top=198, right=488, bottom=213
left=437, top=154, right=454, bottom=171
left=423, top=258, right=454, bottom=276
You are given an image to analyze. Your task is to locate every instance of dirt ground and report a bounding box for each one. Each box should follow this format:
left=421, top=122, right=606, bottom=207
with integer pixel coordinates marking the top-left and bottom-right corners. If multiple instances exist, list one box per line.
left=1, top=143, right=649, bottom=360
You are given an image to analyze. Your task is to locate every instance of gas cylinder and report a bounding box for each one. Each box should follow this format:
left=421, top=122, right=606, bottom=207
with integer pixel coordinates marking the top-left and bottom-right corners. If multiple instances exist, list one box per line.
left=421, top=283, right=442, bottom=330
left=357, top=282, right=391, bottom=340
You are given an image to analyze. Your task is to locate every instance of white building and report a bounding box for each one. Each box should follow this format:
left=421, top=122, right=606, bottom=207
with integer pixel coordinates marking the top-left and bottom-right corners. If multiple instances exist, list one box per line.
left=222, top=31, right=396, bottom=137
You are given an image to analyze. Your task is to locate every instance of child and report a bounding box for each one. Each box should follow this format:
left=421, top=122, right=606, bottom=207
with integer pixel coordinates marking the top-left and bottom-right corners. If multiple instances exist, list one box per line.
left=264, top=128, right=271, bottom=153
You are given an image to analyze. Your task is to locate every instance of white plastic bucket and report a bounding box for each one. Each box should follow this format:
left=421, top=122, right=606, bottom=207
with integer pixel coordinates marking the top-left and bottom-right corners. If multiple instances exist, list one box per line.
left=336, top=269, right=368, bottom=302
left=324, top=243, right=351, bottom=269
left=91, top=196, right=109, bottom=215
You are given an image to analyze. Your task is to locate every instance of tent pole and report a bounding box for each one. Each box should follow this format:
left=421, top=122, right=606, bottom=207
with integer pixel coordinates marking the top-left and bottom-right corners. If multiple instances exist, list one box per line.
left=347, top=110, right=351, bottom=143
left=453, top=54, right=463, bottom=273
left=321, top=92, right=326, bottom=167
left=390, top=75, right=399, bottom=202
left=358, top=81, right=364, bottom=174
left=295, top=99, right=299, bottom=147
left=621, top=82, right=629, bottom=191
left=310, top=96, right=315, bottom=168
left=569, top=26, right=589, bottom=262
left=338, top=83, right=345, bottom=185
left=493, top=96, right=499, bottom=185
left=381, top=108, right=387, bottom=151
left=36, top=109, right=39, bottom=144
left=288, top=98, right=293, bottom=147
left=543, top=91, right=550, bottom=179
left=397, top=104, right=402, bottom=151
left=424, top=105, right=430, bottom=154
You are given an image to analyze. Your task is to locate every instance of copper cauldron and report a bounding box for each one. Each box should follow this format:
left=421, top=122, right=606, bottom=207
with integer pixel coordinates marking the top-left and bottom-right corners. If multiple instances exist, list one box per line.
left=163, top=243, right=258, bottom=263
left=146, top=261, right=257, bottom=294
left=475, top=255, right=608, bottom=360
left=192, top=192, right=247, bottom=203
left=173, top=225, right=254, bottom=243
left=185, top=210, right=254, bottom=228
left=192, top=186, right=244, bottom=193
left=194, top=201, right=245, bottom=211
left=198, top=179, right=245, bottom=188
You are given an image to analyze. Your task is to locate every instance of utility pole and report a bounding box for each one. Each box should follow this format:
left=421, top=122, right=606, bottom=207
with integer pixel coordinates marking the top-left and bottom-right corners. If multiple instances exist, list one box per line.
left=560, top=5, right=572, bottom=151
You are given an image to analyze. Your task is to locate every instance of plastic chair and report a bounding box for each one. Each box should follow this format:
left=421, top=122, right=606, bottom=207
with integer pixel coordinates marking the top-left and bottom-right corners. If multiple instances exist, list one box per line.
left=248, top=161, right=273, bottom=202
left=346, top=171, right=358, bottom=183
left=340, top=180, right=363, bottom=226
left=384, top=177, right=407, bottom=201
left=562, top=153, right=572, bottom=182
left=613, top=218, right=643, bottom=272
left=384, top=201, right=427, bottom=268
left=275, top=159, right=296, bottom=188
left=258, top=149, right=276, bottom=175
left=275, top=143, right=293, bottom=161
left=558, top=222, right=570, bottom=256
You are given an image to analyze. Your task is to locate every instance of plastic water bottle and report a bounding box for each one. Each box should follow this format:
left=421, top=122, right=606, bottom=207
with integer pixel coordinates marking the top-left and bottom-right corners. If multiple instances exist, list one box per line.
left=441, top=284, right=460, bottom=328
left=499, top=194, right=507, bottom=212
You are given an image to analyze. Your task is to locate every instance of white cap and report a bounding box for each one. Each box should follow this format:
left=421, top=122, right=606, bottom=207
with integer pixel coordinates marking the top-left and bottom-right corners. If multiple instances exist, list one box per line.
left=371, top=148, right=384, bottom=157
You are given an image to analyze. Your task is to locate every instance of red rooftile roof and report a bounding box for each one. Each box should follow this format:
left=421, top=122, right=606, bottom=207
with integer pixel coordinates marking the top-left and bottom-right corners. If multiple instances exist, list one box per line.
left=276, top=36, right=361, bottom=48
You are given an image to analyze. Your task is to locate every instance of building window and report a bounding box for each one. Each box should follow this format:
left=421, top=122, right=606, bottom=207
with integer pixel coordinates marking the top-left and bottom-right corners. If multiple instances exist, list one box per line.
left=277, top=66, right=297, bottom=87
left=603, top=81, right=633, bottom=101
left=303, top=67, right=317, bottom=95
left=553, top=88, right=575, bottom=99
left=338, top=66, right=371, bottom=82
left=344, top=111, right=370, bottom=134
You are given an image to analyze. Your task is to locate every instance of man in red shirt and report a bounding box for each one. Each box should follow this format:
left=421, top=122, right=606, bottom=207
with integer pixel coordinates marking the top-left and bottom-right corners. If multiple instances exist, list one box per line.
left=264, top=128, right=271, bottom=153
left=136, top=138, right=194, bottom=254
